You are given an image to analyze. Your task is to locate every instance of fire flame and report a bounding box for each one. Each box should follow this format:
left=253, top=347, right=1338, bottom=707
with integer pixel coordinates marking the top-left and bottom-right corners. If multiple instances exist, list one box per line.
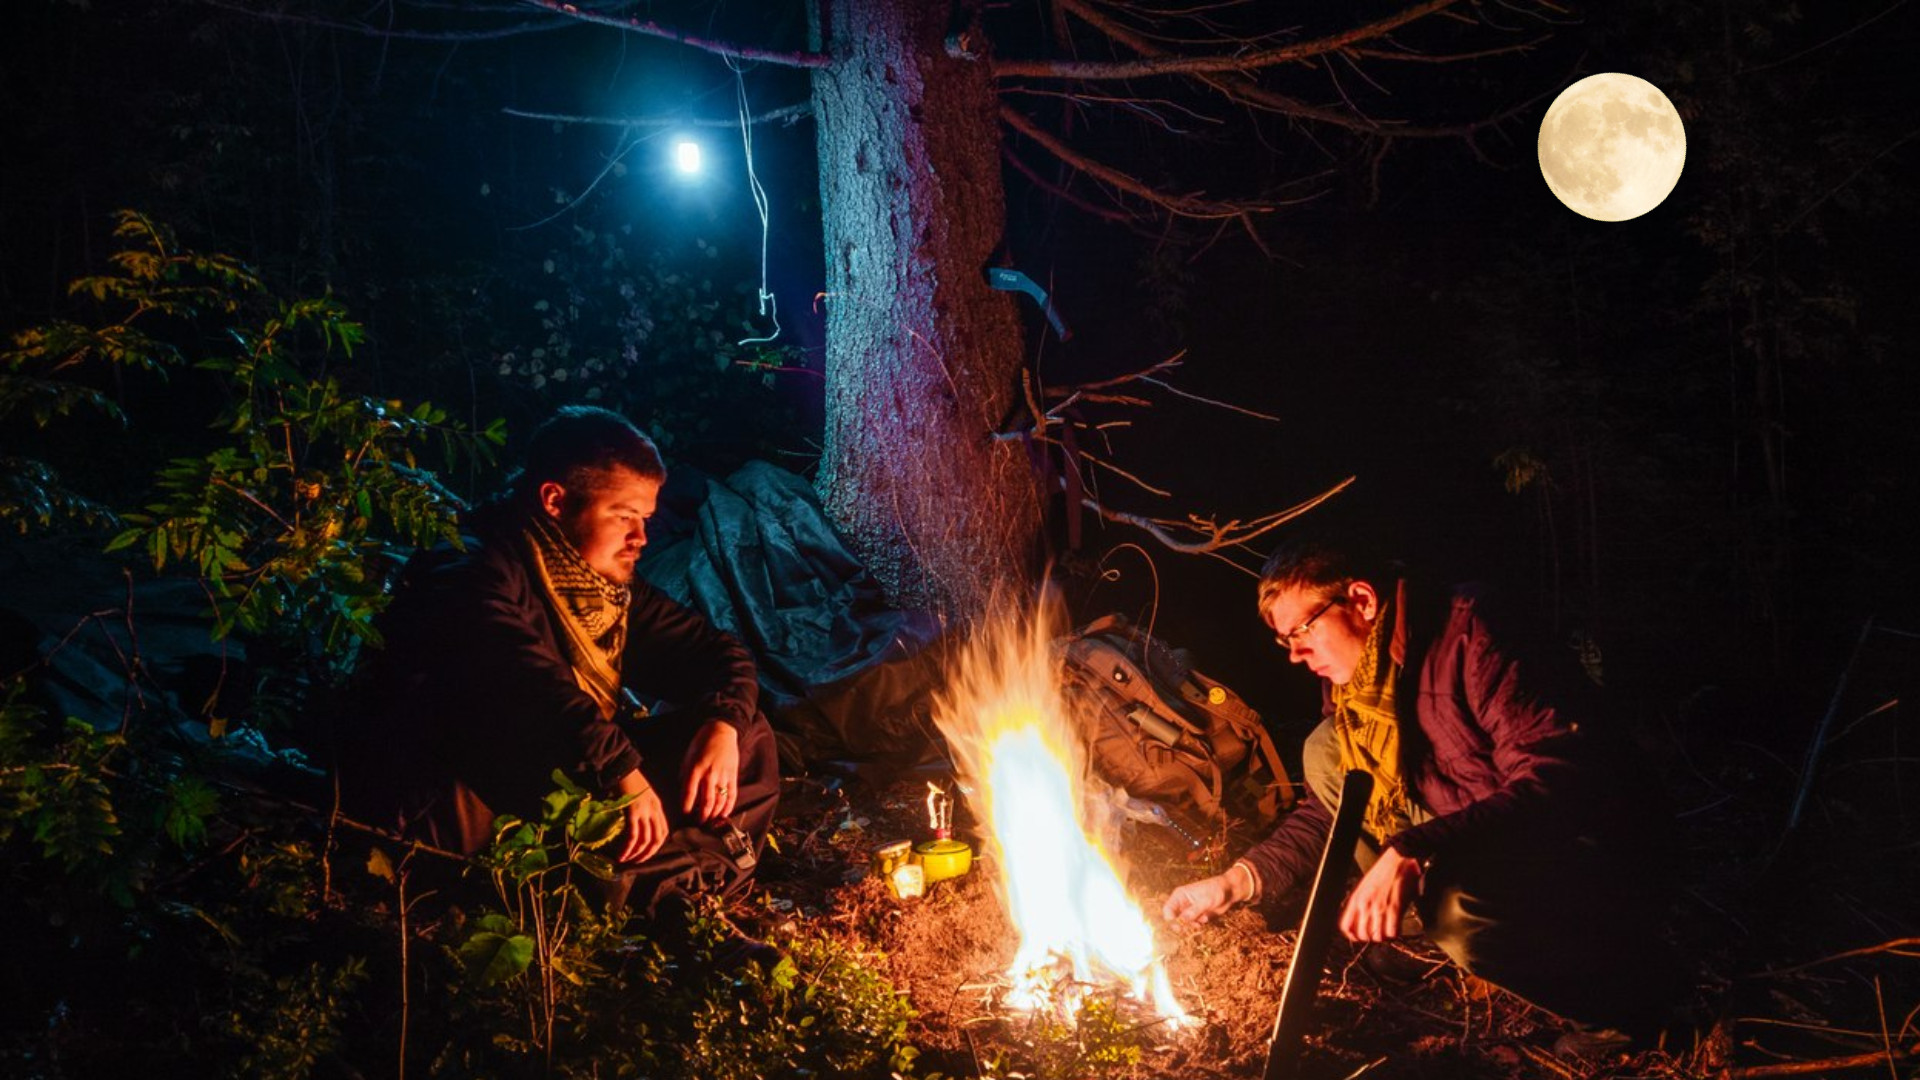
left=931, top=602, right=1189, bottom=1025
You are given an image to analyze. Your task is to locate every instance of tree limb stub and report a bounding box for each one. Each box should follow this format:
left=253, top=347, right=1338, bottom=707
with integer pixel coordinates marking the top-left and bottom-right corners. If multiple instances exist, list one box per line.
left=517, top=0, right=829, bottom=68
left=992, top=0, right=1464, bottom=79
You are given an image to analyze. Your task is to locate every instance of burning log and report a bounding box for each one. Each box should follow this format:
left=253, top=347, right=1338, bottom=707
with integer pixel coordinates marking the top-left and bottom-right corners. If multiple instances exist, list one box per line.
left=930, top=602, right=1191, bottom=1026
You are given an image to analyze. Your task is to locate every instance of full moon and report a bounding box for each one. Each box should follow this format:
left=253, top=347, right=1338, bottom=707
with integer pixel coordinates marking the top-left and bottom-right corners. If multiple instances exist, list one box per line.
left=1537, top=73, right=1686, bottom=222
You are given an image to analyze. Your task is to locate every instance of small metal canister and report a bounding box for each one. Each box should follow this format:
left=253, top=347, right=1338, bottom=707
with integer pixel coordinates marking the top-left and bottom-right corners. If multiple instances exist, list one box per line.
left=871, top=839, right=913, bottom=880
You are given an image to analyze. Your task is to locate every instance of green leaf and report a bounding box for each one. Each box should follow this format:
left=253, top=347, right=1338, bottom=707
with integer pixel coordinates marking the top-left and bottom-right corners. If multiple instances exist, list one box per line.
left=458, top=929, right=535, bottom=988
left=573, top=849, right=617, bottom=882
left=569, top=800, right=626, bottom=849
left=158, top=775, right=219, bottom=848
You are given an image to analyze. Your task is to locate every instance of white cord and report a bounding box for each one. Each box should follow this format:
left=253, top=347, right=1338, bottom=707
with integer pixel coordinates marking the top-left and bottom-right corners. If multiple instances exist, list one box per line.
left=729, top=58, right=781, bottom=346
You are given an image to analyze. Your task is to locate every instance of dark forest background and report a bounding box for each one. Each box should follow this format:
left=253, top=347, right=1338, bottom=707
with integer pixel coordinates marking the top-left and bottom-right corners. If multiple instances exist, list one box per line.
left=7, top=0, right=1913, bottom=732
left=2, top=0, right=1918, bottom=1074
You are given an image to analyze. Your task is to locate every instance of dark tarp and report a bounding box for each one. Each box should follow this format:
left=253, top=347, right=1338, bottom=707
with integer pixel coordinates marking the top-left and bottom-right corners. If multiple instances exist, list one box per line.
left=637, top=461, right=949, bottom=773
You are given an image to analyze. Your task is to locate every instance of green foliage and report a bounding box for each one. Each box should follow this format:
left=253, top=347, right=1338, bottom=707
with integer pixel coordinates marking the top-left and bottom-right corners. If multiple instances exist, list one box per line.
left=207, top=957, right=369, bottom=1080
left=104, top=288, right=502, bottom=657
left=0, top=210, right=252, bottom=534
left=683, top=934, right=920, bottom=1080
left=0, top=455, right=120, bottom=534
left=437, top=775, right=921, bottom=1079
left=0, top=689, right=124, bottom=876
left=0, top=211, right=508, bottom=718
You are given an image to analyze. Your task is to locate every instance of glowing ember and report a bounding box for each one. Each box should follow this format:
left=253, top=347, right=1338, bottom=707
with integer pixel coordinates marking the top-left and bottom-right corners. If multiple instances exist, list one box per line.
left=932, top=602, right=1190, bottom=1025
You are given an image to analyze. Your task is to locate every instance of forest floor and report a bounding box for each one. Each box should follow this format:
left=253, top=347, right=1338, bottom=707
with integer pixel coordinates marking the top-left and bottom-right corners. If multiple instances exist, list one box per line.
left=729, top=745, right=1920, bottom=1080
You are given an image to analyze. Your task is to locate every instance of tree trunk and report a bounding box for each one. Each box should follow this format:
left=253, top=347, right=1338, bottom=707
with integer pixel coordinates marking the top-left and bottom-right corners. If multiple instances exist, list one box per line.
left=810, top=0, right=1042, bottom=618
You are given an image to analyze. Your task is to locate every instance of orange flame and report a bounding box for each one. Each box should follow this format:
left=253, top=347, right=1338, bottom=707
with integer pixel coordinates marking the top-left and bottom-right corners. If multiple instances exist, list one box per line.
left=932, top=600, right=1189, bottom=1024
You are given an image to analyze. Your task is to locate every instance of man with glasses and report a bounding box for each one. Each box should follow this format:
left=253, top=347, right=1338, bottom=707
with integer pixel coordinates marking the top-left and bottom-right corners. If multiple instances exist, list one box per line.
left=1163, top=535, right=1685, bottom=1055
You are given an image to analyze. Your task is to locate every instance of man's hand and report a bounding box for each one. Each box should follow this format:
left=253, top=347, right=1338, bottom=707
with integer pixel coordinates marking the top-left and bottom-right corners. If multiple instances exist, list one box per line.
left=1163, top=863, right=1256, bottom=925
left=680, top=720, right=741, bottom=824
left=615, top=768, right=668, bottom=864
left=1338, top=846, right=1421, bottom=942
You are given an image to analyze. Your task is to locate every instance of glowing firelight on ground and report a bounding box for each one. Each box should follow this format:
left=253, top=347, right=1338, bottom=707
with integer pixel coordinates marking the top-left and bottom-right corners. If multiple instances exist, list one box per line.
left=932, top=602, right=1190, bottom=1026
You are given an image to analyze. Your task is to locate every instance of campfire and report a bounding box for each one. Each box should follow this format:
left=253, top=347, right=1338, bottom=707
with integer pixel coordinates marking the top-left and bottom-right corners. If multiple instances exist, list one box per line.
left=931, top=602, right=1190, bottom=1027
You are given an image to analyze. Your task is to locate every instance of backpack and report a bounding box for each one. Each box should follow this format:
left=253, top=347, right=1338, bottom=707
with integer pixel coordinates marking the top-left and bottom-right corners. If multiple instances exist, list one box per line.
left=1058, top=614, right=1294, bottom=837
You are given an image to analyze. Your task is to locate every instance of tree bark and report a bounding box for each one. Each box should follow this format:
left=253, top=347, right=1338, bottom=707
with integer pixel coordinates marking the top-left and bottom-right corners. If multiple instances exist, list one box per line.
left=810, top=0, right=1041, bottom=617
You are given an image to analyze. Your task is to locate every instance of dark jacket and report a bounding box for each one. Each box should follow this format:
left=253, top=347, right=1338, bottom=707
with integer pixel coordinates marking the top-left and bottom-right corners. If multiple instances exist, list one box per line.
left=344, top=500, right=759, bottom=853
left=1239, top=579, right=1649, bottom=902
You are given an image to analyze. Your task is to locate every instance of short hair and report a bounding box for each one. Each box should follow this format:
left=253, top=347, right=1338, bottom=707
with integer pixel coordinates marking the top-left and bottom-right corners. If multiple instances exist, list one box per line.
left=516, top=406, right=666, bottom=498
left=1255, top=533, right=1392, bottom=624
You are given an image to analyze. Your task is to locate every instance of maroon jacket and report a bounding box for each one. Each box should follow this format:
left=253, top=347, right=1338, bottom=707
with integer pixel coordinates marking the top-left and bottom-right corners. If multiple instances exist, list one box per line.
left=1238, top=580, right=1647, bottom=903
left=343, top=500, right=759, bottom=853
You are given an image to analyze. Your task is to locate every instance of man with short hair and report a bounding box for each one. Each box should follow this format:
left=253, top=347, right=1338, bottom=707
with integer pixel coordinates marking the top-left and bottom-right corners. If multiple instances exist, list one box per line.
left=346, top=405, right=778, bottom=934
left=1165, top=537, right=1683, bottom=1052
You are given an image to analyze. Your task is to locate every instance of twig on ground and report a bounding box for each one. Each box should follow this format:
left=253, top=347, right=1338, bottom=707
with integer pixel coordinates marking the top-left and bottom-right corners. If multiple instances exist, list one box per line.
left=1757, top=938, right=1920, bottom=978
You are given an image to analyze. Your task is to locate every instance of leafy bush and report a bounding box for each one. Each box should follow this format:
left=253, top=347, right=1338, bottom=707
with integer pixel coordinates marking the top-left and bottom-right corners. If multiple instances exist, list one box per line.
left=428, top=771, right=921, bottom=1079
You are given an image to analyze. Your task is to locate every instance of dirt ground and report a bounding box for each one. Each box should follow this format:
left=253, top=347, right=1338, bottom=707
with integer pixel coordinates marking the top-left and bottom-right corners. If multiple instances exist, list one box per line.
left=733, top=744, right=1920, bottom=1080
left=743, top=771, right=1635, bottom=1080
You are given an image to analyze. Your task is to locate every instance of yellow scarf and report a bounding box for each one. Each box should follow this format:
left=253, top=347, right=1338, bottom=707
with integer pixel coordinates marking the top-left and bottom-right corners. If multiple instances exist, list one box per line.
left=524, top=513, right=630, bottom=721
left=1328, top=600, right=1415, bottom=844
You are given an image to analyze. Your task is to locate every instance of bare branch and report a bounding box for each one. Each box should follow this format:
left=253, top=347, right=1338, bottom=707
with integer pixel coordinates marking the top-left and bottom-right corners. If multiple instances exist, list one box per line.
left=199, top=0, right=575, bottom=41
left=1066, top=474, right=1357, bottom=555
left=1346, top=35, right=1550, bottom=64
left=1139, top=376, right=1281, bottom=422
left=514, top=0, right=829, bottom=68
left=1001, top=147, right=1135, bottom=224
left=994, top=0, right=1466, bottom=80
left=502, top=103, right=812, bottom=129
left=1001, top=107, right=1275, bottom=220
left=1048, top=0, right=1520, bottom=140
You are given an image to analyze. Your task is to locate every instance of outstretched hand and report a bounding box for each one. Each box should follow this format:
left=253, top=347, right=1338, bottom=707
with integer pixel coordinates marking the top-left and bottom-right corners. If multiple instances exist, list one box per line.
left=1163, top=864, right=1255, bottom=926
left=1338, top=846, right=1421, bottom=942
left=680, top=720, right=741, bottom=824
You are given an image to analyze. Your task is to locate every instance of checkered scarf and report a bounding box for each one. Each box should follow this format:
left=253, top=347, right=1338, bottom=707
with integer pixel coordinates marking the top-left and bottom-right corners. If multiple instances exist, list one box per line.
left=524, top=512, right=629, bottom=720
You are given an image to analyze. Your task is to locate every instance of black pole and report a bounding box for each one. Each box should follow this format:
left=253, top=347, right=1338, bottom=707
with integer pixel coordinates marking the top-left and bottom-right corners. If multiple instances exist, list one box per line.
left=1262, top=768, right=1373, bottom=1080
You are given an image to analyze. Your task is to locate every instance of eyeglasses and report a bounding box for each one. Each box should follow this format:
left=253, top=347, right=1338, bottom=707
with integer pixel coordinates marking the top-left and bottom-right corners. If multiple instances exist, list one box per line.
left=1275, top=594, right=1344, bottom=650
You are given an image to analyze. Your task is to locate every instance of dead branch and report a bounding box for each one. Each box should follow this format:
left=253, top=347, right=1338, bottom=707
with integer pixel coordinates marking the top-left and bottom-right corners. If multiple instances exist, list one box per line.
left=1721, top=1045, right=1917, bottom=1078
left=200, top=0, right=574, bottom=41
left=1000, top=106, right=1277, bottom=221
left=1139, top=376, right=1281, bottom=422
left=1000, top=147, right=1135, bottom=224
left=1346, top=36, right=1551, bottom=64
left=1069, top=474, right=1357, bottom=557
left=1758, top=938, right=1920, bottom=978
left=516, top=0, right=828, bottom=69
left=1016, top=432, right=1172, bottom=498
left=993, top=0, right=1470, bottom=79
left=1050, top=0, right=1548, bottom=141
left=502, top=103, right=812, bottom=129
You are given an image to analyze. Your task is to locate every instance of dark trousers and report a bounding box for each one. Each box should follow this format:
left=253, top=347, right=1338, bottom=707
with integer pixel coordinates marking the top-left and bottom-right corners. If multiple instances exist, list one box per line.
left=1303, top=721, right=1681, bottom=1034
left=603, top=708, right=782, bottom=919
